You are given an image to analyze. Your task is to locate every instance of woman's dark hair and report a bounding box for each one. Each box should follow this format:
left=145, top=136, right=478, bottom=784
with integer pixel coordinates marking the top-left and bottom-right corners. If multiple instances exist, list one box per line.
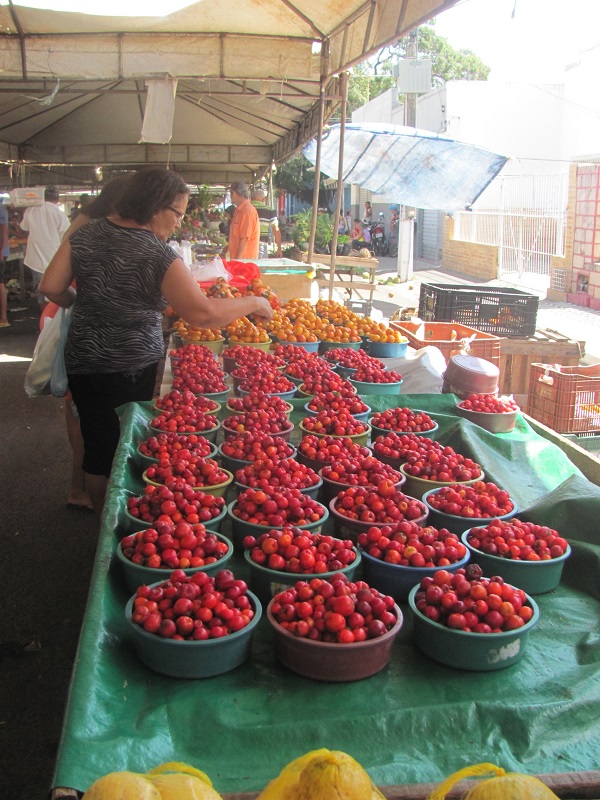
left=84, top=175, right=132, bottom=219
left=114, top=167, right=189, bottom=224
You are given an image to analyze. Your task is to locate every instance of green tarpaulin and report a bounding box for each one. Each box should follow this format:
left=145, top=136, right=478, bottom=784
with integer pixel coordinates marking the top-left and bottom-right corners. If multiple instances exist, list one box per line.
left=53, top=394, right=600, bottom=795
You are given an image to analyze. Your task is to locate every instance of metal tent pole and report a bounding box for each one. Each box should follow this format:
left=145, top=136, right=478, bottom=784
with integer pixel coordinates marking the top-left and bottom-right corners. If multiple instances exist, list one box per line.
left=307, top=82, right=326, bottom=265
left=328, top=71, right=349, bottom=300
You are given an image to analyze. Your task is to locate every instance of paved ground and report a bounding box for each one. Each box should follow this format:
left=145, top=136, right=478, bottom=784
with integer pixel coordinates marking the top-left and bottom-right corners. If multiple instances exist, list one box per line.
left=325, top=255, right=600, bottom=362
left=1, top=265, right=599, bottom=798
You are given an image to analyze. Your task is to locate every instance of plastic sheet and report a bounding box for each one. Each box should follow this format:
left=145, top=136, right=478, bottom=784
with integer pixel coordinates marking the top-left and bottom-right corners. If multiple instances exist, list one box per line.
left=53, top=394, right=600, bottom=795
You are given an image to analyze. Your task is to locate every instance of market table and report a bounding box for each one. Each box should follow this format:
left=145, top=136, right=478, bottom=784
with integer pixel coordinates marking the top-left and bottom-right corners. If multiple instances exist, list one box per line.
left=52, top=394, right=600, bottom=798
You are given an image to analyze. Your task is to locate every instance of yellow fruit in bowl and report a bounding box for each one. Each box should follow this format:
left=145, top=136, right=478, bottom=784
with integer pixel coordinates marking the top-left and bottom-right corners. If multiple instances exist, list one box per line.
left=256, top=749, right=386, bottom=800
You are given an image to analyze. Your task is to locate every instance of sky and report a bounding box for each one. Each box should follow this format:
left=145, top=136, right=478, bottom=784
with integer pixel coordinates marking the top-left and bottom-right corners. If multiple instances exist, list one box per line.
left=3, top=0, right=600, bottom=84
left=434, top=0, right=600, bottom=82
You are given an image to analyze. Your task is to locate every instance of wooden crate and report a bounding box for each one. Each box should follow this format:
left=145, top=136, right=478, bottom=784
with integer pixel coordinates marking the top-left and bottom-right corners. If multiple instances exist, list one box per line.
left=390, top=320, right=501, bottom=365
left=499, top=329, right=584, bottom=397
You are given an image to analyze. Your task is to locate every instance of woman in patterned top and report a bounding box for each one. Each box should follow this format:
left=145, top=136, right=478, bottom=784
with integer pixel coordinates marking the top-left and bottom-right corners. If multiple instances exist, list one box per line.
left=40, top=167, right=273, bottom=515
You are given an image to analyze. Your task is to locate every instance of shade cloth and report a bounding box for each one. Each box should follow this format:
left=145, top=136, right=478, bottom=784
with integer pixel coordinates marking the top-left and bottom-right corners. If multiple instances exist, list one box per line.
left=303, top=123, right=509, bottom=212
left=52, top=393, right=600, bottom=796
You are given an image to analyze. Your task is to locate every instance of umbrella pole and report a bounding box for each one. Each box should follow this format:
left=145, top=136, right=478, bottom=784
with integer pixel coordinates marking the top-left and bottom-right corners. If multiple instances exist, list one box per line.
left=328, top=71, right=348, bottom=301
left=307, top=83, right=326, bottom=264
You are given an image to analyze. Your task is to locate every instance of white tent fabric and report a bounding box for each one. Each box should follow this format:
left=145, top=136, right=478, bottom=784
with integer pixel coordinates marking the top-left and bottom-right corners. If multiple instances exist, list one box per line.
left=0, top=0, right=460, bottom=187
left=303, top=123, right=509, bottom=213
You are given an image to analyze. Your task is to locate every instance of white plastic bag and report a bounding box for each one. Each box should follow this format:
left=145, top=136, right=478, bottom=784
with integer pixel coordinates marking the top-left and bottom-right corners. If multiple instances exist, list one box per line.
left=24, top=308, right=71, bottom=398
left=190, top=256, right=231, bottom=282
left=50, top=308, right=72, bottom=397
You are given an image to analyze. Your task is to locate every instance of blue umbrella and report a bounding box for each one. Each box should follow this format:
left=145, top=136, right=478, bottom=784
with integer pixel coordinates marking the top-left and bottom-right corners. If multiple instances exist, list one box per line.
left=303, top=122, right=508, bottom=213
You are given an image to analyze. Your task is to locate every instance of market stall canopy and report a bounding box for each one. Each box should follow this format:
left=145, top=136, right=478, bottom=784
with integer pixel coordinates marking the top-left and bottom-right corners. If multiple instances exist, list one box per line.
left=0, top=0, right=460, bottom=188
left=303, top=122, right=509, bottom=213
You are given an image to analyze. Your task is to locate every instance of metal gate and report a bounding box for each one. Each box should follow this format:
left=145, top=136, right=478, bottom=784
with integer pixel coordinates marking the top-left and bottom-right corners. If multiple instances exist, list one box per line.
left=453, top=169, right=569, bottom=281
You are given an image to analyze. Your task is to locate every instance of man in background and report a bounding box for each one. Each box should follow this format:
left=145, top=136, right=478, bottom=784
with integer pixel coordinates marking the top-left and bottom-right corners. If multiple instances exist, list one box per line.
left=20, top=185, right=70, bottom=309
left=251, top=188, right=282, bottom=259
left=223, top=182, right=260, bottom=260
left=0, top=201, right=10, bottom=327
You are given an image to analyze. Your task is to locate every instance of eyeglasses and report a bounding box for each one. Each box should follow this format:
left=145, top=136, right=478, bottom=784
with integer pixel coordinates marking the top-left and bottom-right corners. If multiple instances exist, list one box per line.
left=166, top=205, right=185, bottom=221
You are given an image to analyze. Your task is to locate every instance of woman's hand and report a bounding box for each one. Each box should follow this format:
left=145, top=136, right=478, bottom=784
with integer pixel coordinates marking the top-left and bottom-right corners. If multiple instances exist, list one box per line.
left=252, top=296, right=274, bottom=321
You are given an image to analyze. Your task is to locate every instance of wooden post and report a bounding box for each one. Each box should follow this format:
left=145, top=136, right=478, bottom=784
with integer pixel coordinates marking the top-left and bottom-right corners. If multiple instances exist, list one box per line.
left=328, top=71, right=348, bottom=300
left=307, top=83, right=326, bottom=264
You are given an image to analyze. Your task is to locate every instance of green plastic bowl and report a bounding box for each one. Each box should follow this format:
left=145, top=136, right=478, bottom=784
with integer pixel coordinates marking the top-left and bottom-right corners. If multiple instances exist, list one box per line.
left=298, top=420, right=371, bottom=447
left=349, top=378, right=403, bottom=395
left=460, top=531, right=572, bottom=595
left=360, top=548, right=470, bottom=603
left=125, top=586, right=262, bottom=678
left=304, top=401, right=371, bottom=423
left=142, top=468, right=233, bottom=498
left=243, top=547, right=361, bottom=605
left=123, top=503, right=227, bottom=534
left=148, top=420, right=221, bottom=444
left=398, top=465, right=485, bottom=501
left=266, top=597, right=403, bottom=682
left=408, top=583, right=540, bottom=671
left=226, top=399, right=294, bottom=419
left=422, top=487, right=518, bottom=536
left=116, top=532, right=234, bottom=594
left=217, top=441, right=297, bottom=475
left=135, top=440, right=218, bottom=471
left=284, top=371, right=306, bottom=387
left=227, top=499, right=329, bottom=549
left=368, top=412, right=439, bottom=442
left=234, top=476, right=323, bottom=501
left=221, top=419, right=294, bottom=443
left=367, top=340, right=408, bottom=358
left=228, top=339, right=273, bottom=352
left=318, top=340, right=362, bottom=355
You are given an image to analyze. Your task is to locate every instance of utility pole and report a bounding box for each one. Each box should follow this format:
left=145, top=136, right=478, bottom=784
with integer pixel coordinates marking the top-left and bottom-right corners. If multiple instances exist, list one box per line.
left=397, top=28, right=418, bottom=282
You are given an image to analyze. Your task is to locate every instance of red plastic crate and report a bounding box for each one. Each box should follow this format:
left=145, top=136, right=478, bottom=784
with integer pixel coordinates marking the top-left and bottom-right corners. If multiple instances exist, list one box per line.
left=390, top=321, right=501, bottom=365
left=527, top=363, right=600, bottom=433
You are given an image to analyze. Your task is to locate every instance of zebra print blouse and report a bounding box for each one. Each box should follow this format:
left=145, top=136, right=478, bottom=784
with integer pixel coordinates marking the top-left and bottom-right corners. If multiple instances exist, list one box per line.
left=65, top=218, right=177, bottom=374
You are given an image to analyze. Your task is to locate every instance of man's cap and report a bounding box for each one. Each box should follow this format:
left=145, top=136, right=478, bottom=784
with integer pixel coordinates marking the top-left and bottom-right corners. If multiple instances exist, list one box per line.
left=388, top=204, right=399, bottom=211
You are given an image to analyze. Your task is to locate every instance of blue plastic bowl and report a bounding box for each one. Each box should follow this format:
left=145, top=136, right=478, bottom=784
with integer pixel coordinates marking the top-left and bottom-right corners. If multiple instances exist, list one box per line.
left=134, top=438, right=218, bottom=472
left=227, top=499, right=329, bottom=549
left=360, top=548, right=470, bottom=603
left=277, top=340, right=321, bottom=353
left=125, top=586, right=262, bottom=678
left=335, top=364, right=358, bottom=380
left=238, top=387, right=297, bottom=401
left=194, top=389, right=231, bottom=404
left=460, top=530, right=571, bottom=595
left=399, top=464, right=485, bottom=501
left=367, top=340, right=408, bottom=358
left=122, top=503, right=227, bottom=534
left=116, top=532, right=234, bottom=594
left=422, top=487, right=518, bottom=536
left=349, top=378, right=403, bottom=395
left=243, top=547, right=361, bottom=605
left=408, top=583, right=539, bottom=671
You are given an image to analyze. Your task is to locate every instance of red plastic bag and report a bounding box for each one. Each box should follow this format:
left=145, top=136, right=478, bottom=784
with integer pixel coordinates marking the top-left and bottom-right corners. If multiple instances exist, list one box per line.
left=222, top=260, right=260, bottom=290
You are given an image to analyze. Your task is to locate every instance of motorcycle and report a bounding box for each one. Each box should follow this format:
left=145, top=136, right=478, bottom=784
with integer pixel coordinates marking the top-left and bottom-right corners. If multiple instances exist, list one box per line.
left=370, top=212, right=388, bottom=257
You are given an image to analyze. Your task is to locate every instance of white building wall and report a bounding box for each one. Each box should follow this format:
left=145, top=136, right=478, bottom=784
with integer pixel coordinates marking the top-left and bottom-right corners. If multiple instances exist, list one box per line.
left=562, top=44, right=600, bottom=160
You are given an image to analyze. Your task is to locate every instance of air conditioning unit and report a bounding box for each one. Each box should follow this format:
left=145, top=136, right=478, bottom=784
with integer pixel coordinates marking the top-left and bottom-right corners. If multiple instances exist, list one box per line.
left=397, top=59, right=432, bottom=94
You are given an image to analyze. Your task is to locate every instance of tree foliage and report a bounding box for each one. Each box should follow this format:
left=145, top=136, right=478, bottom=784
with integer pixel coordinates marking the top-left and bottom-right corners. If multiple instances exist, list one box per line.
left=275, top=20, right=490, bottom=202
left=273, top=153, right=329, bottom=206
left=347, top=20, right=489, bottom=115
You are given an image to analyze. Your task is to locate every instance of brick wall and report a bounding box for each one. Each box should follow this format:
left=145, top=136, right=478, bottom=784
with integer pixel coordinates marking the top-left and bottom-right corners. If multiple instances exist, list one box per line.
left=440, top=217, right=498, bottom=280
